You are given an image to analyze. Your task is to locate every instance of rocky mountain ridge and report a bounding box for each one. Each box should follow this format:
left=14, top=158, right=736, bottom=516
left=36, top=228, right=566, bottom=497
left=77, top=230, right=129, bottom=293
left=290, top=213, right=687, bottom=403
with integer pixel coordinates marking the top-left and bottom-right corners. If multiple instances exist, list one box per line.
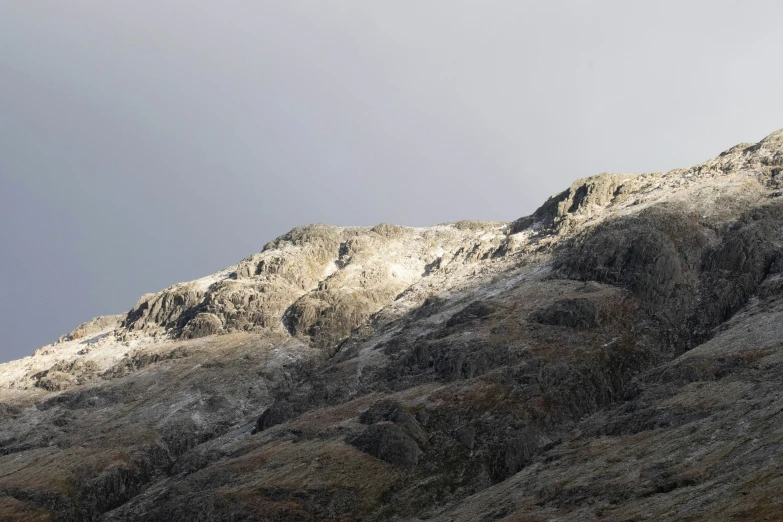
left=1, top=130, right=783, bottom=521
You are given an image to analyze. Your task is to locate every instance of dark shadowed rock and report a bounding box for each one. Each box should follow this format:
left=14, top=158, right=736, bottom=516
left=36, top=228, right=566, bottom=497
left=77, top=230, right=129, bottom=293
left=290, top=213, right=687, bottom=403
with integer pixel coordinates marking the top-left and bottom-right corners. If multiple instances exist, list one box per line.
left=348, top=423, right=422, bottom=467
left=446, top=300, right=498, bottom=327
left=532, top=298, right=598, bottom=329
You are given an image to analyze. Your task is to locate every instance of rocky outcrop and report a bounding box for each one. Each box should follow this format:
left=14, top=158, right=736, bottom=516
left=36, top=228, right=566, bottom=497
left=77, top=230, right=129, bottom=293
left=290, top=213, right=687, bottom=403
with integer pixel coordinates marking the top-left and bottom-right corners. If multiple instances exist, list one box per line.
left=532, top=298, right=598, bottom=329
left=118, top=223, right=510, bottom=349
left=57, top=314, right=125, bottom=343
left=3, top=130, right=783, bottom=521
left=348, top=423, right=422, bottom=467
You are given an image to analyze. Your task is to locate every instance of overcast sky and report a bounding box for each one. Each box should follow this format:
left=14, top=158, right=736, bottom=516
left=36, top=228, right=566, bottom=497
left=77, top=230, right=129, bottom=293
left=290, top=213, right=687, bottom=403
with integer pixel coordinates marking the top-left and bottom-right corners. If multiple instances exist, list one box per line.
left=2, top=1, right=783, bottom=363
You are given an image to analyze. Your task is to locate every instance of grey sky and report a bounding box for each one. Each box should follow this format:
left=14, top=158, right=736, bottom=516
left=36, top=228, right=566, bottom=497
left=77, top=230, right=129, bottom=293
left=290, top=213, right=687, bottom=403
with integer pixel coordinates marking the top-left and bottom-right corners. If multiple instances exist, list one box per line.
left=2, top=1, right=783, bottom=363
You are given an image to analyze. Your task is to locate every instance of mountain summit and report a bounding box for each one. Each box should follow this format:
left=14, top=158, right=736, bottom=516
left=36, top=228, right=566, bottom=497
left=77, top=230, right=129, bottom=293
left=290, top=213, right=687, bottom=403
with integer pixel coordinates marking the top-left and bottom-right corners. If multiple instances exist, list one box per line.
left=2, top=130, right=783, bottom=521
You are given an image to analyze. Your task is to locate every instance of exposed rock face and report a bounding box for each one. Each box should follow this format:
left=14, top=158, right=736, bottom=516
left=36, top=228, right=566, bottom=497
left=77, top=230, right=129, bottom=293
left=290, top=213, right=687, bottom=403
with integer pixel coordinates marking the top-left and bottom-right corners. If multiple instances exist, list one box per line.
left=121, top=222, right=510, bottom=348
left=3, top=130, right=783, bottom=521
left=58, top=315, right=126, bottom=343
left=348, top=423, right=422, bottom=467
left=532, top=298, right=598, bottom=329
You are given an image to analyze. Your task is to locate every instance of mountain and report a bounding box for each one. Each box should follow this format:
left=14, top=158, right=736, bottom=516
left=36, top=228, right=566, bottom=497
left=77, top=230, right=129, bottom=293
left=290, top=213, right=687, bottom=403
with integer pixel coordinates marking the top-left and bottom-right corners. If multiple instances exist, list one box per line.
left=2, top=130, right=783, bottom=521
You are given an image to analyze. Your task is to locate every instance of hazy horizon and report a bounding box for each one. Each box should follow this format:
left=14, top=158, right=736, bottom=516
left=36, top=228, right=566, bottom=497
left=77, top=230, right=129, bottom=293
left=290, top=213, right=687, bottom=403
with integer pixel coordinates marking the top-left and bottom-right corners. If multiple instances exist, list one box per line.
left=3, top=1, right=783, bottom=363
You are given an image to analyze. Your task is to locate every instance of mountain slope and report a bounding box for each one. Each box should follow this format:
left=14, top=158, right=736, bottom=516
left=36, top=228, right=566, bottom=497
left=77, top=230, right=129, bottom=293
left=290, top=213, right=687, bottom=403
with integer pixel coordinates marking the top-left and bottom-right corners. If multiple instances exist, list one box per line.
left=1, top=130, right=783, bottom=521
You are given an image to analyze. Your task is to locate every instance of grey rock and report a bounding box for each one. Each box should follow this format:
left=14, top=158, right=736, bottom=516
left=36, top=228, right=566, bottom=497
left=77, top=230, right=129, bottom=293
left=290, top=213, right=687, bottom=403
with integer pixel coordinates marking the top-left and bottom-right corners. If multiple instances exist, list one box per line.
left=348, top=423, right=422, bottom=467
left=4, top=129, right=783, bottom=521
left=532, top=298, right=598, bottom=329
